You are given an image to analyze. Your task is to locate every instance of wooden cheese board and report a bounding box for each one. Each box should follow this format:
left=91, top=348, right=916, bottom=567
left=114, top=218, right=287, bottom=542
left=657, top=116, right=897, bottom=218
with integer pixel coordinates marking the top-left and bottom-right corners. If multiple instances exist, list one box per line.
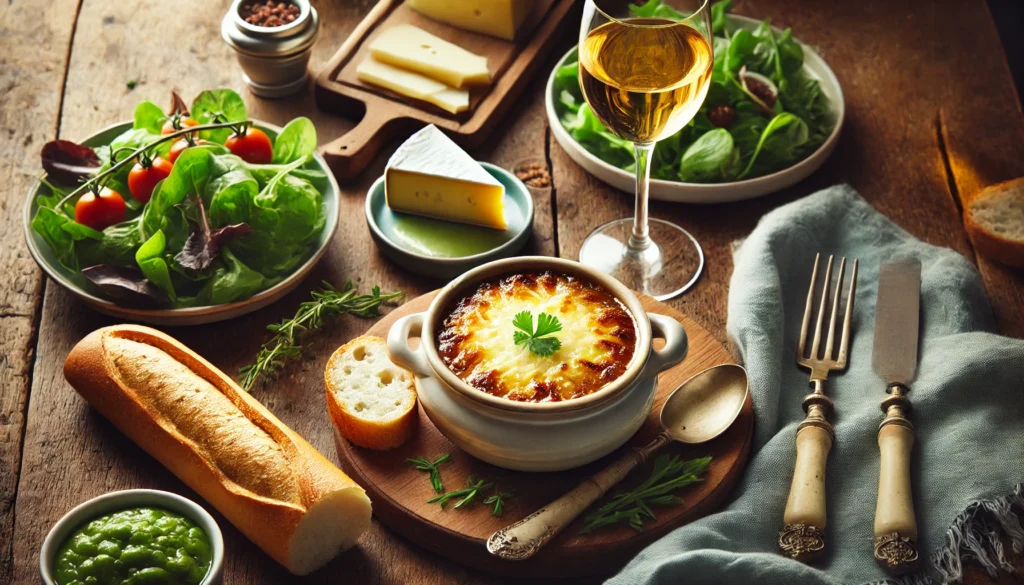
left=335, top=291, right=755, bottom=578
left=313, top=0, right=578, bottom=180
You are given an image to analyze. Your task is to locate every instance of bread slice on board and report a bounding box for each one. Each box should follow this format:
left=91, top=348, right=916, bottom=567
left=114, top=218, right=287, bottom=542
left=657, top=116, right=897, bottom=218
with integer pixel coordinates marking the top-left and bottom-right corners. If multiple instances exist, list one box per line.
left=965, top=177, right=1024, bottom=267
left=63, top=325, right=372, bottom=575
left=325, top=336, right=417, bottom=450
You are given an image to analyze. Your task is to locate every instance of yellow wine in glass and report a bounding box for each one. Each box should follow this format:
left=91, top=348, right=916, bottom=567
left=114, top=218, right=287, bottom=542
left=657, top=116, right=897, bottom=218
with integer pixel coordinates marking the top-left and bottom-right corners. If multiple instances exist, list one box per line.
left=577, top=1, right=713, bottom=299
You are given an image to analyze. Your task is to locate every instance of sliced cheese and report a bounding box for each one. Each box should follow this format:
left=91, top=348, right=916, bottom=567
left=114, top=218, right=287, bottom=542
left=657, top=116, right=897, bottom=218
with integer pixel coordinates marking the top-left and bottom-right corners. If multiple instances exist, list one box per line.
left=408, top=0, right=532, bottom=41
left=385, top=125, right=506, bottom=230
left=357, top=57, right=469, bottom=114
left=369, top=25, right=490, bottom=89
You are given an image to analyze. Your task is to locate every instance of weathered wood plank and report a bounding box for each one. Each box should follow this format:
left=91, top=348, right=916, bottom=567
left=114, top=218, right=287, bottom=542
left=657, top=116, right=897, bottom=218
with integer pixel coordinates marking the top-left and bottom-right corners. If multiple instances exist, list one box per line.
left=0, top=0, right=80, bottom=581
left=11, top=1, right=558, bottom=584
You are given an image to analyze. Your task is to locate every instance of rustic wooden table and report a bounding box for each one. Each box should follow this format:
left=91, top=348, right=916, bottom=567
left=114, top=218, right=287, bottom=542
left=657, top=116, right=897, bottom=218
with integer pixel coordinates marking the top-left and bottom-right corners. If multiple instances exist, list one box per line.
left=2, top=0, right=1022, bottom=583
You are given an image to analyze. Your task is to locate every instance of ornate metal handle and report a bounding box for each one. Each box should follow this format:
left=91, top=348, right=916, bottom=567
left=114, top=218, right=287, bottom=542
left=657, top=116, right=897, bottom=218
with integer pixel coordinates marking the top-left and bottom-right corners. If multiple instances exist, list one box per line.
left=779, top=380, right=833, bottom=562
left=486, top=432, right=672, bottom=561
left=874, top=384, right=919, bottom=572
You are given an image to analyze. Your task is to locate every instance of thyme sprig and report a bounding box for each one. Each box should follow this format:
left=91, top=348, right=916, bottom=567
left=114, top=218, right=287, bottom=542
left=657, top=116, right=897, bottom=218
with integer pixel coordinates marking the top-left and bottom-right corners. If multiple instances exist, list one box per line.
left=427, top=477, right=493, bottom=510
left=484, top=491, right=513, bottom=517
left=239, top=281, right=403, bottom=391
left=407, top=454, right=453, bottom=494
left=580, top=455, right=711, bottom=534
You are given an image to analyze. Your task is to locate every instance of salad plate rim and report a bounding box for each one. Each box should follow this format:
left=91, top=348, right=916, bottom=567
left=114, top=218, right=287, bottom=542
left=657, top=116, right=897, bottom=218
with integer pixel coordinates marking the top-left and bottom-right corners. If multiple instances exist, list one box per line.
left=544, top=13, right=846, bottom=204
left=22, top=119, right=340, bottom=324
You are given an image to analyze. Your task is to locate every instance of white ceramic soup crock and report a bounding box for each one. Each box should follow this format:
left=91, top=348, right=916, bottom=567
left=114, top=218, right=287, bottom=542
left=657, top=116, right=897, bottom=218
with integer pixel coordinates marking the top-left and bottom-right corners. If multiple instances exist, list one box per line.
left=387, top=256, right=688, bottom=472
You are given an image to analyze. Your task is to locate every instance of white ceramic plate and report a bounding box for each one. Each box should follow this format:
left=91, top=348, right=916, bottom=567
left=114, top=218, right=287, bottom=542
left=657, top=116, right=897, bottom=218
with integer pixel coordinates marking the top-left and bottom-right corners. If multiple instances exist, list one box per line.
left=23, top=120, right=340, bottom=326
left=545, top=15, right=845, bottom=204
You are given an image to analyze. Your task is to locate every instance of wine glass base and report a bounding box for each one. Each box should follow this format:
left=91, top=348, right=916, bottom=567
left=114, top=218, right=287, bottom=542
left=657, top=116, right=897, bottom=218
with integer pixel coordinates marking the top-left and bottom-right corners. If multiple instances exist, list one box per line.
left=578, top=218, right=704, bottom=301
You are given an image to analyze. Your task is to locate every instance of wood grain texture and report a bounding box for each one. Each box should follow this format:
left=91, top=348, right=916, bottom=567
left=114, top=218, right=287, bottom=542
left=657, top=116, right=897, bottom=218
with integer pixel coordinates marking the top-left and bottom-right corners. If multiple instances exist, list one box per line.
left=7, top=0, right=1023, bottom=583
left=336, top=291, right=752, bottom=578
left=0, top=0, right=80, bottom=581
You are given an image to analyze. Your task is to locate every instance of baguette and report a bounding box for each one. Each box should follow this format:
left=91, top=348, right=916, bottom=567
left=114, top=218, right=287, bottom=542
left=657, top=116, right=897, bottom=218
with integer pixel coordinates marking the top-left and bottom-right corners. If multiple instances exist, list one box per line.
left=63, top=325, right=372, bottom=576
left=325, top=336, right=417, bottom=450
left=964, top=177, right=1024, bottom=267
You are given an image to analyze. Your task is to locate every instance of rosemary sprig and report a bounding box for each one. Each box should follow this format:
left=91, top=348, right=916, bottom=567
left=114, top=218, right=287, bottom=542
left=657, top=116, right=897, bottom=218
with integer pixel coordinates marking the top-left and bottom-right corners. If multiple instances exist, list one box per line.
left=484, top=491, right=513, bottom=517
left=407, top=454, right=453, bottom=494
left=427, top=477, right=492, bottom=510
left=580, top=455, right=711, bottom=534
left=239, top=281, right=403, bottom=391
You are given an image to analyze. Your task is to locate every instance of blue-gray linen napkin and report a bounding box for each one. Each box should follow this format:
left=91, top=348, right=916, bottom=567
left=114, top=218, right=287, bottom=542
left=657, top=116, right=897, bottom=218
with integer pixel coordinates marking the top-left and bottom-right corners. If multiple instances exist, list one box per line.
left=608, top=185, right=1024, bottom=585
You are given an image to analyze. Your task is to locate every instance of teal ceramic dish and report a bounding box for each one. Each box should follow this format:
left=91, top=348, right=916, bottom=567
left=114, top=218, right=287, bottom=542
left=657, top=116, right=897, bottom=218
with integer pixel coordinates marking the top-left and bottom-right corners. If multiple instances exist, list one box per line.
left=23, top=120, right=340, bottom=326
left=365, top=162, right=534, bottom=279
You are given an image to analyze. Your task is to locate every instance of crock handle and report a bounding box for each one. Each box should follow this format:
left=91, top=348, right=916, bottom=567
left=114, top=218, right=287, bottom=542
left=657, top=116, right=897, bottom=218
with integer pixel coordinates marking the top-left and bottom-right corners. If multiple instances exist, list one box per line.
left=386, top=313, right=432, bottom=377
left=645, top=313, right=688, bottom=376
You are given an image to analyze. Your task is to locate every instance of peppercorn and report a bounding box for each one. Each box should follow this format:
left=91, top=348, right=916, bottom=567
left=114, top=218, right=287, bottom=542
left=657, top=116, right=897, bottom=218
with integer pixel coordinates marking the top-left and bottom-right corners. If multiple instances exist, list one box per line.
left=241, top=0, right=300, bottom=28
left=514, top=160, right=552, bottom=188
left=708, top=104, right=737, bottom=129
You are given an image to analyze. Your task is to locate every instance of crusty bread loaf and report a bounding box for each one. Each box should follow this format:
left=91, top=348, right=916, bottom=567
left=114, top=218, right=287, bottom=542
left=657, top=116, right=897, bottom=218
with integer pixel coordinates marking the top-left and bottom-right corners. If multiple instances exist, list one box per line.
left=965, top=177, right=1024, bottom=267
left=63, top=325, right=372, bottom=576
left=325, top=336, right=417, bottom=450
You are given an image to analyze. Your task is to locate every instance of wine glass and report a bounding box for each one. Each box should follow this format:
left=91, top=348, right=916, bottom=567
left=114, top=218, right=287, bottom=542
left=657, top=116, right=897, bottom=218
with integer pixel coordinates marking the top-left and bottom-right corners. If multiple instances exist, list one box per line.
left=576, top=0, right=713, bottom=299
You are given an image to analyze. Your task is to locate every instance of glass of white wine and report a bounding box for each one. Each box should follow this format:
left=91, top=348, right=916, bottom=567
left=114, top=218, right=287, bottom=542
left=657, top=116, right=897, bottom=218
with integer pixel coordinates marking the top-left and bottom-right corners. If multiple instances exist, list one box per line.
left=577, top=0, right=713, bottom=299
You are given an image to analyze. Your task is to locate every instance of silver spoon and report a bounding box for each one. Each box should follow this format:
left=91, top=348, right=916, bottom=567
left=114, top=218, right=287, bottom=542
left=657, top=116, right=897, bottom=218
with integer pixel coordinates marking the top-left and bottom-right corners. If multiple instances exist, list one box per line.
left=486, top=364, right=749, bottom=561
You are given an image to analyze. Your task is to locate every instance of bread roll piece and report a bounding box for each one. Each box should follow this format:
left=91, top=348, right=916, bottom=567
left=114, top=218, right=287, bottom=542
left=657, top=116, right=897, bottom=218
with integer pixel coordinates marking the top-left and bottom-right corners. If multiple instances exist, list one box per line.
left=965, top=177, right=1024, bottom=267
left=63, top=325, right=372, bottom=576
left=325, top=336, right=417, bottom=450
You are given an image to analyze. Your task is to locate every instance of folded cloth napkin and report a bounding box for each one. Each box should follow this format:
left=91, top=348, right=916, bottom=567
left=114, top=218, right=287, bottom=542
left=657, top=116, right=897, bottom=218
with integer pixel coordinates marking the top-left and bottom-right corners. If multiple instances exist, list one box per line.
left=607, top=185, right=1024, bottom=585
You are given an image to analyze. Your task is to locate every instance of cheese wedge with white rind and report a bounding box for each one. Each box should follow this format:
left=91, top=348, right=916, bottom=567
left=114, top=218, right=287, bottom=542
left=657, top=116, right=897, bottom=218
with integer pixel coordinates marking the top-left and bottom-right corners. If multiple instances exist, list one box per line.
left=357, top=58, right=469, bottom=114
left=385, top=125, right=506, bottom=230
left=408, top=0, right=532, bottom=41
left=370, top=25, right=490, bottom=89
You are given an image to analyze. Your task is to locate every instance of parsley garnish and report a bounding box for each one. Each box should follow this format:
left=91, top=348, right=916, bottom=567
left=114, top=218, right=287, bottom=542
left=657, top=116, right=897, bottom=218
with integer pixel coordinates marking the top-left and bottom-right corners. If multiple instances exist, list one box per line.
left=512, top=311, right=562, bottom=357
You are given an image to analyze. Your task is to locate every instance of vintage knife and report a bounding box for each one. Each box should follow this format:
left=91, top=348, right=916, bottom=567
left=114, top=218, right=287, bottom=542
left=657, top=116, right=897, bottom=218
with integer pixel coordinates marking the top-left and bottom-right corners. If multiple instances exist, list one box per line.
left=871, top=259, right=922, bottom=573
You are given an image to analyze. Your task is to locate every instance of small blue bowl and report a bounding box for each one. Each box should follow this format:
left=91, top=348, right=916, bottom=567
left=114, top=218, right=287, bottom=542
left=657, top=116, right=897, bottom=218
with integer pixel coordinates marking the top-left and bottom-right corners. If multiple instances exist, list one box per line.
left=365, top=162, right=534, bottom=280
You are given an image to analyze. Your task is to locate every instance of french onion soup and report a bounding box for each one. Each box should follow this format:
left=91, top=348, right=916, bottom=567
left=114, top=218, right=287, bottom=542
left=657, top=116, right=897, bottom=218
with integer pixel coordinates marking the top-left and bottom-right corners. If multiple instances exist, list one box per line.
left=436, top=271, right=637, bottom=403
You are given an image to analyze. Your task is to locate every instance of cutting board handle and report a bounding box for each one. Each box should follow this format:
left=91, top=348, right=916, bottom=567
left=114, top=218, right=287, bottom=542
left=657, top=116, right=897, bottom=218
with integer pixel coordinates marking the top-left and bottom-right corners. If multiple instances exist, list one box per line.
left=320, top=103, right=421, bottom=181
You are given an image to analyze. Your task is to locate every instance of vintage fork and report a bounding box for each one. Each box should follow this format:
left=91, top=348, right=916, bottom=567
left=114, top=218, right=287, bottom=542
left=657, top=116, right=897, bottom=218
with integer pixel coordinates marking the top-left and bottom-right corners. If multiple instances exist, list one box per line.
left=777, top=254, right=858, bottom=562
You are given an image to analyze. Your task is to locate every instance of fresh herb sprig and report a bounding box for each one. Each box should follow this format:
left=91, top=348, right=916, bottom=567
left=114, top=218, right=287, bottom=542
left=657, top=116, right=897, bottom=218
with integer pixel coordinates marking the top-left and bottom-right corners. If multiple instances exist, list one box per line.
left=580, top=455, right=711, bottom=534
left=239, top=281, right=403, bottom=391
left=428, top=477, right=493, bottom=510
left=512, top=311, right=562, bottom=357
left=407, top=454, right=452, bottom=494
left=484, top=491, right=513, bottom=517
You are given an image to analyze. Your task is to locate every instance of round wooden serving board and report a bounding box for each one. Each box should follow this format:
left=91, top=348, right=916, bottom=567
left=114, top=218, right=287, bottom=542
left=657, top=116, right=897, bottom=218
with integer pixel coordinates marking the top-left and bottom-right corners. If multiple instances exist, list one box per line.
left=336, top=292, right=755, bottom=578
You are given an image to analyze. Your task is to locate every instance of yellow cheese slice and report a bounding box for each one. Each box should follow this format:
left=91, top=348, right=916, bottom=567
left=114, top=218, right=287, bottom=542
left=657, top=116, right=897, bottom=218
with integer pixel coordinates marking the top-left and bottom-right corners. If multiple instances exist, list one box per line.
left=386, top=125, right=506, bottom=230
left=369, top=25, right=490, bottom=89
left=408, top=0, right=532, bottom=41
left=356, top=57, right=469, bottom=114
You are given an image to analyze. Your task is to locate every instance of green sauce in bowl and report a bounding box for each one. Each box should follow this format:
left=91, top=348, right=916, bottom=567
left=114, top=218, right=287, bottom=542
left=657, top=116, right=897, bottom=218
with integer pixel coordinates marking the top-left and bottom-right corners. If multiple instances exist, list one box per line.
left=53, top=507, right=212, bottom=585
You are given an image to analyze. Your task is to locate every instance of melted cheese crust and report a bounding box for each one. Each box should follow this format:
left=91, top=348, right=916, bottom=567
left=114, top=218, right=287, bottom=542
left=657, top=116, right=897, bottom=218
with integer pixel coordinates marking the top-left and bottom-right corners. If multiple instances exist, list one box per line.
left=437, top=272, right=637, bottom=403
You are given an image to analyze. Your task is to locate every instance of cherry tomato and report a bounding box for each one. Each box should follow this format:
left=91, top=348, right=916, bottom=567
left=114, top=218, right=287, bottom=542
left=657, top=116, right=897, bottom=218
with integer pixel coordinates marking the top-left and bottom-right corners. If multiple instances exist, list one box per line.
left=127, top=156, right=173, bottom=204
left=225, top=127, right=273, bottom=164
left=167, top=137, right=210, bottom=163
left=75, top=187, right=127, bottom=231
left=161, top=115, right=199, bottom=135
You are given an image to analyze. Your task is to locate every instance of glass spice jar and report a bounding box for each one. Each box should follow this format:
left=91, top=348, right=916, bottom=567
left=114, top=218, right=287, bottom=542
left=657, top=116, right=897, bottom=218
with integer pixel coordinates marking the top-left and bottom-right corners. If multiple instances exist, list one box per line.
left=221, top=0, right=320, bottom=98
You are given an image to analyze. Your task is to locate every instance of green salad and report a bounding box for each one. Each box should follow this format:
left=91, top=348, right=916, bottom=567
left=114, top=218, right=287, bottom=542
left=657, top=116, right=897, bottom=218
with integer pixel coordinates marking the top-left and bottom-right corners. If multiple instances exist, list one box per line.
left=554, top=0, right=835, bottom=183
left=31, top=89, right=328, bottom=309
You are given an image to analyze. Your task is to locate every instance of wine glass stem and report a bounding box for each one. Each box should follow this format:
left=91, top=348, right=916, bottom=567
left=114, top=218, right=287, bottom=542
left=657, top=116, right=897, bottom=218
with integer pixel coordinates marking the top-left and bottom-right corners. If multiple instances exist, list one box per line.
left=629, top=142, right=655, bottom=252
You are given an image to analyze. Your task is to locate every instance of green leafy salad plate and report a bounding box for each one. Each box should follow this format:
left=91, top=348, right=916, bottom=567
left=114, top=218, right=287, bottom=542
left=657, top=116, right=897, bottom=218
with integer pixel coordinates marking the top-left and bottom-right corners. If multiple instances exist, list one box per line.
left=546, top=2, right=844, bottom=203
left=23, top=90, right=339, bottom=326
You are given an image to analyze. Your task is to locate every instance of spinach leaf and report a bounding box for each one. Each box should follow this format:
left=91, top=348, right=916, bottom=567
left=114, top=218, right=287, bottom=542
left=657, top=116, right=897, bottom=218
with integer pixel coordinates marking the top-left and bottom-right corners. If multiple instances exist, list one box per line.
left=678, top=129, right=737, bottom=182
left=133, top=101, right=167, bottom=133
left=563, top=104, right=634, bottom=169
left=629, top=0, right=685, bottom=20
left=271, top=117, right=317, bottom=164
left=141, top=147, right=215, bottom=249
left=135, top=230, right=176, bottom=300
left=31, top=207, right=80, bottom=271
left=76, top=217, right=144, bottom=268
left=739, top=112, right=809, bottom=178
left=192, top=247, right=274, bottom=306
left=711, top=0, right=732, bottom=35
left=726, top=29, right=759, bottom=73
left=191, top=89, right=248, bottom=143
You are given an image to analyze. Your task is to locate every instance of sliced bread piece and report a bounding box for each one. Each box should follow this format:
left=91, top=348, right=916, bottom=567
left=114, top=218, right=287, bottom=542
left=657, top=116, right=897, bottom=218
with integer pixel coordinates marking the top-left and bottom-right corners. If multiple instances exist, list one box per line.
left=965, top=177, right=1024, bottom=267
left=325, top=335, right=417, bottom=450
